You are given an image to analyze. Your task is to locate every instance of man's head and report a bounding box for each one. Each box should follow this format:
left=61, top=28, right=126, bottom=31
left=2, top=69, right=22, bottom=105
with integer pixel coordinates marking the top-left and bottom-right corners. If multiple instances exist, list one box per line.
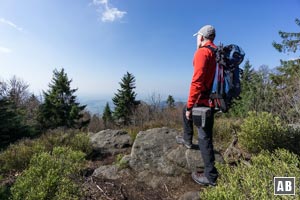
left=193, top=25, right=216, bottom=48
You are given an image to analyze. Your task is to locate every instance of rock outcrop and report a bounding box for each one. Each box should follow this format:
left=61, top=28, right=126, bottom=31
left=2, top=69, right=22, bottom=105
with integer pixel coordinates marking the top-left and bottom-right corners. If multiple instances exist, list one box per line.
left=90, top=127, right=224, bottom=199
left=129, top=127, right=224, bottom=176
left=89, top=129, right=132, bottom=155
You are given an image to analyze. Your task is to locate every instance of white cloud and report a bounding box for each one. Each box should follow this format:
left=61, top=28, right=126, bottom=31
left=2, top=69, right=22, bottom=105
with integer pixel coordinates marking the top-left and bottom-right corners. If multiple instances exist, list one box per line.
left=0, top=18, right=23, bottom=32
left=0, top=46, right=12, bottom=54
left=102, top=7, right=126, bottom=22
left=92, top=0, right=126, bottom=22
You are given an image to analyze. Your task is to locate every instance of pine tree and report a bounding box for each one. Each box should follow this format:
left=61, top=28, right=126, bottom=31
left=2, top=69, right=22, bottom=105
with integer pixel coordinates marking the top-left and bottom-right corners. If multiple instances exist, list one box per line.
left=0, top=79, right=31, bottom=147
left=112, top=72, right=139, bottom=126
left=0, top=98, right=27, bottom=148
left=166, top=95, right=175, bottom=108
left=38, top=68, right=88, bottom=129
left=230, top=60, right=258, bottom=117
left=270, top=19, right=300, bottom=122
left=272, top=18, right=300, bottom=53
left=102, top=102, right=113, bottom=128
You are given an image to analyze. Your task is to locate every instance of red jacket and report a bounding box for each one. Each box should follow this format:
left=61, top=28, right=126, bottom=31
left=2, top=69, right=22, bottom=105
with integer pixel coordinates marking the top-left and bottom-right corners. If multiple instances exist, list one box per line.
left=187, top=41, right=216, bottom=109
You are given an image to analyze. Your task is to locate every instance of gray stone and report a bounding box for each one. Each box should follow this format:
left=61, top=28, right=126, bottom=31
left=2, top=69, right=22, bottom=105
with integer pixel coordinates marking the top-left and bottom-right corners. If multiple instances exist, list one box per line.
left=91, top=127, right=224, bottom=191
left=89, top=129, right=132, bottom=154
left=166, top=146, right=188, bottom=169
left=129, top=127, right=187, bottom=176
left=129, top=127, right=223, bottom=176
left=92, top=165, right=130, bottom=180
left=185, top=149, right=205, bottom=171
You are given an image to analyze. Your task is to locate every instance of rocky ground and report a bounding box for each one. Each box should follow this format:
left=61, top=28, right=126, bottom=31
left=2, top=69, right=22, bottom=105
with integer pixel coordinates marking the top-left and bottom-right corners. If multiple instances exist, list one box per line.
left=82, top=128, right=225, bottom=200
left=81, top=156, right=201, bottom=200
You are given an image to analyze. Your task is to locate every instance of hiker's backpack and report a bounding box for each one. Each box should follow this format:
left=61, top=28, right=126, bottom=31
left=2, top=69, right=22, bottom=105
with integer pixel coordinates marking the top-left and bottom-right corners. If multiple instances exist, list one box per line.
left=205, top=44, right=245, bottom=112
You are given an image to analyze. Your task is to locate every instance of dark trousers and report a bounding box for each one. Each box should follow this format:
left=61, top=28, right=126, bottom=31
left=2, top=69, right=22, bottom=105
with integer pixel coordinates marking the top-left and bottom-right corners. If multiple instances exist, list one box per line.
left=182, top=106, right=218, bottom=182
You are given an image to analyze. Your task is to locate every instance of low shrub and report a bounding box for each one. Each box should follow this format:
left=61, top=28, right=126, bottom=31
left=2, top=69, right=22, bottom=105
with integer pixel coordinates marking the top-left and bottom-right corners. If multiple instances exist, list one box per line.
left=40, top=129, right=92, bottom=155
left=124, top=127, right=139, bottom=142
left=277, top=126, right=300, bottom=155
left=0, top=139, right=45, bottom=173
left=201, top=149, right=300, bottom=199
left=11, top=147, right=85, bottom=200
left=238, top=112, right=286, bottom=153
left=0, top=174, right=11, bottom=200
left=0, top=184, right=10, bottom=200
left=0, top=130, right=92, bottom=174
left=213, top=117, right=242, bottom=151
left=114, top=154, right=129, bottom=169
left=67, top=132, right=93, bottom=155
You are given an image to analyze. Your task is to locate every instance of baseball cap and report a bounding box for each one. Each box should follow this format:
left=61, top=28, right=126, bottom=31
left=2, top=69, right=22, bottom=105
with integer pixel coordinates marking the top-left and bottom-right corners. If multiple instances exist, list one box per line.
left=193, top=25, right=216, bottom=39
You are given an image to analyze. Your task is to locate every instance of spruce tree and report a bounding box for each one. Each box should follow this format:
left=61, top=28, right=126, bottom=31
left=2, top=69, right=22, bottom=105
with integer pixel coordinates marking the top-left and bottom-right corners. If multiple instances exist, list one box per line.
left=0, top=79, right=30, bottom=147
left=272, top=18, right=300, bottom=53
left=230, top=60, right=257, bottom=117
left=112, top=72, right=139, bottom=126
left=0, top=98, right=27, bottom=148
left=102, top=102, right=113, bottom=128
left=271, top=19, right=300, bottom=122
left=166, top=95, right=175, bottom=108
left=38, top=68, right=88, bottom=129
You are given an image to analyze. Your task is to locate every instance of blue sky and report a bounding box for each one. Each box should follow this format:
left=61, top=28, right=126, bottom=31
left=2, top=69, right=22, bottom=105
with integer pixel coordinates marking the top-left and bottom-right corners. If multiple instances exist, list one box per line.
left=0, top=0, right=299, bottom=103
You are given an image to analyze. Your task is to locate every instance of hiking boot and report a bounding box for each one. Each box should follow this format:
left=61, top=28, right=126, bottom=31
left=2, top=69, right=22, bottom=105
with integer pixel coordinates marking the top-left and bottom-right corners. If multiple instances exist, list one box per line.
left=191, top=171, right=216, bottom=186
left=176, top=136, right=192, bottom=149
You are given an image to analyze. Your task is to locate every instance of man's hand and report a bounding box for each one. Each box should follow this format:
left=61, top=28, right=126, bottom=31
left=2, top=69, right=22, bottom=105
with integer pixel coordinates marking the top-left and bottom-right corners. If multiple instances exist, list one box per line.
left=186, top=110, right=192, bottom=120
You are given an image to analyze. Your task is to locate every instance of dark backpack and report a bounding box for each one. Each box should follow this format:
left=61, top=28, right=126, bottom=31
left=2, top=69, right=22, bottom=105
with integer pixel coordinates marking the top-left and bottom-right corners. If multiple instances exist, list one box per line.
left=204, top=44, right=245, bottom=112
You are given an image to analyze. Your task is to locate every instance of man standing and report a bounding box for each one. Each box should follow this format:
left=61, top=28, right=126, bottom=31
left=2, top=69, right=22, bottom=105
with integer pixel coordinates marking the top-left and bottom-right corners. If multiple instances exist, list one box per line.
left=176, top=25, right=218, bottom=186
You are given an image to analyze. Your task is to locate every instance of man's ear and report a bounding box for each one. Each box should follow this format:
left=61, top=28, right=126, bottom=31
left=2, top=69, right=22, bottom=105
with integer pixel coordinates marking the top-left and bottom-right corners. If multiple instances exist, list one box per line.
left=200, top=35, right=205, bottom=41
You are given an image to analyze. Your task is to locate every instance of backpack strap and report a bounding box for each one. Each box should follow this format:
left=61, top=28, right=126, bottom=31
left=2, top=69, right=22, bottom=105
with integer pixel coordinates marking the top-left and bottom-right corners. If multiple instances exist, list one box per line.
left=201, top=45, right=216, bottom=54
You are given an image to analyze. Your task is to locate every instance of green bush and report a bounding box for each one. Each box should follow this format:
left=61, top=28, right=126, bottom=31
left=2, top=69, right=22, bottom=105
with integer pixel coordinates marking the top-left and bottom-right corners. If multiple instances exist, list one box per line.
left=114, top=154, right=129, bottom=169
left=238, top=112, right=285, bottom=153
left=41, top=130, right=92, bottom=155
left=124, top=127, right=139, bottom=142
left=0, top=130, right=92, bottom=174
left=0, top=185, right=10, bottom=200
left=68, top=132, right=92, bottom=155
left=213, top=117, right=242, bottom=150
left=0, top=139, right=46, bottom=173
left=201, top=149, right=300, bottom=199
left=277, top=126, right=300, bottom=155
left=11, top=147, right=85, bottom=200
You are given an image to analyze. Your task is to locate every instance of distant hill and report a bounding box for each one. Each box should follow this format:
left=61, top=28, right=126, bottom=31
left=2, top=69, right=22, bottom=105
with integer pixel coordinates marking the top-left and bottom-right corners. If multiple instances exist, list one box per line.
left=79, top=99, right=113, bottom=115
left=80, top=98, right=186, bottom=116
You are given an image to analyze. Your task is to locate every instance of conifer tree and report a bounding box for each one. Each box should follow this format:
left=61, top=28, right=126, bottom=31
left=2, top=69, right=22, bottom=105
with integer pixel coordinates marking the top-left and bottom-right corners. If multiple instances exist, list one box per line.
left=271, top=18, right=300, bottom=122
left=112, top=72, right=139, bottom=126
left=230, top=60, right=256, bottom=117
left=102, top=102, right=113, bottom=128
left=38, top=68, right=88, bottom=129
left=0, top=79, right=30, bottom=147
left=272, top=18, right=300, bottom=53
left=166, top=95, right=175, bottom=108
left=229, top=61, right=276, bottom=117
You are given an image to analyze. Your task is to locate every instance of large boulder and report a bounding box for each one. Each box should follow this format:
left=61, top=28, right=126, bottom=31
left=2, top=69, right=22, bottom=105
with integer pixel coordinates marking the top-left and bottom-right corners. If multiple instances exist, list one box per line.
left=129, top=127, right=185, bottom=176
left=89, top=129, right=132, bottom=155
left=129, top=127, right=224, bottom=176
left=91, top=127, right=224, bottom=191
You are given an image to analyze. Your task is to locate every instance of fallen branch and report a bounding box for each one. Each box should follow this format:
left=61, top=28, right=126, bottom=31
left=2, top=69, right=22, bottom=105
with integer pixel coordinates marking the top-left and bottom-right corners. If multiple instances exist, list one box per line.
left=164, top=183, right=169, bottom=193
left=96, top=184, right=113, bottom=200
